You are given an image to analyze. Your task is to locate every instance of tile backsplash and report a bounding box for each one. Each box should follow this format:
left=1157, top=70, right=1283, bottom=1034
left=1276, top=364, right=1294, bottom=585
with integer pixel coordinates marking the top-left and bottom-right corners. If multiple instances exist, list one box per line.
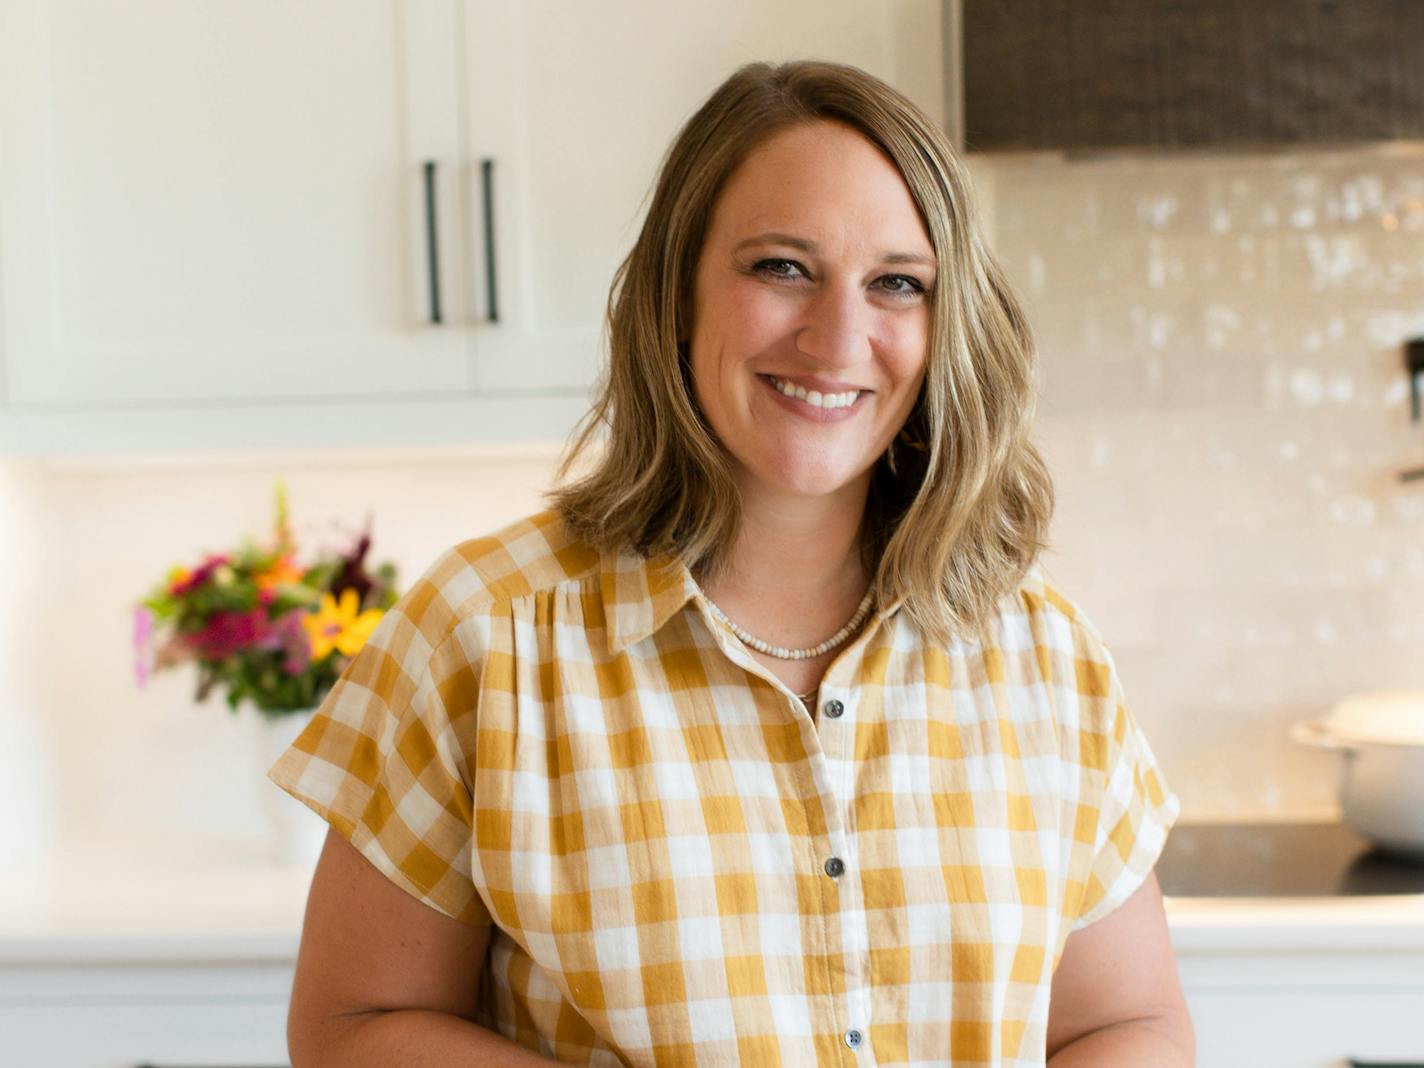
left=973, top=145, right=1424, bottom=819
left=5, top=147, right=1424, bottom=859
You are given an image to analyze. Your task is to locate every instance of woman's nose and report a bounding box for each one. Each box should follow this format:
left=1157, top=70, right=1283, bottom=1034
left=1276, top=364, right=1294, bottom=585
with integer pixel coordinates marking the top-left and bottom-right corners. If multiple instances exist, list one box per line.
left=794, top=283, right=872, bottom=366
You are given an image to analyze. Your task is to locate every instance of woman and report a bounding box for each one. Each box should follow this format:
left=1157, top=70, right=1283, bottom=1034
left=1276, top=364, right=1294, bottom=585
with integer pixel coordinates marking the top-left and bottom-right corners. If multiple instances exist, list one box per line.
left=271, top=61, right=1192, bottom=1066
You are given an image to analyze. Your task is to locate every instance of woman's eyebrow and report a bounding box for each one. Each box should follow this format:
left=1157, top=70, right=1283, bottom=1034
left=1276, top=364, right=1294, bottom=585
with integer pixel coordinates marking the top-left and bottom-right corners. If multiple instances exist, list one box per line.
left=733, top=231, right=816, bottom=254
left=881, top=251, right=937, bottom=268
left=733, top=231, right=935, bottom=268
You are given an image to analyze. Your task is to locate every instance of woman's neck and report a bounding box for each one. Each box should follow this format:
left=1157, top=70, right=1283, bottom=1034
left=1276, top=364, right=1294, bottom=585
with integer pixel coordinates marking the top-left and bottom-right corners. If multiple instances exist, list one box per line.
left=708, top=475, right=871, bottom=608
left=695, top=474, right=875, bottom=693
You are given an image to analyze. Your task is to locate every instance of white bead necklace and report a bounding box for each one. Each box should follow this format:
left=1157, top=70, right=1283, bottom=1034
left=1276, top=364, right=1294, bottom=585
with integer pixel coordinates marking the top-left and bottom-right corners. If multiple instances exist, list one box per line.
left=703, top=589, right=875, bottom=661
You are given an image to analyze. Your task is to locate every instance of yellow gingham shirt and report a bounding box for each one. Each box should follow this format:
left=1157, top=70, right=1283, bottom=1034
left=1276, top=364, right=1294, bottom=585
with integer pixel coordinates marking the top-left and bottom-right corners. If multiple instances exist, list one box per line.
left=268, top=509, right=1179, bottom=1067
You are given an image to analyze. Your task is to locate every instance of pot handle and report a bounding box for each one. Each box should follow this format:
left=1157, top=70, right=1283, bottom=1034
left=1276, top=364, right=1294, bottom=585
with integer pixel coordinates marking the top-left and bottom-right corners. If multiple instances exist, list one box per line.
left=1289, top=719, right=1353, bottom=751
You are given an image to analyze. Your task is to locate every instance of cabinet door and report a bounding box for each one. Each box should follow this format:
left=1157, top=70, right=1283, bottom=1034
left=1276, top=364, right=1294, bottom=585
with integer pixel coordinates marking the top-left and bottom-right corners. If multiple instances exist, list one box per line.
left=2, top=1001, right=290, bottom=1067
left=461, top=0, right=944, bottom=394
left=1188, top=989, right=1424, bottom=1068
left=0, top=0, right=473, bottom=408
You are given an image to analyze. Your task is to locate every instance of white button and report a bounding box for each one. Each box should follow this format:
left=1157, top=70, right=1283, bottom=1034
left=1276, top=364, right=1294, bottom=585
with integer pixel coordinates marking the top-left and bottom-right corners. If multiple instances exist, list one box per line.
left=844, top=1028, right=863, bottom=1049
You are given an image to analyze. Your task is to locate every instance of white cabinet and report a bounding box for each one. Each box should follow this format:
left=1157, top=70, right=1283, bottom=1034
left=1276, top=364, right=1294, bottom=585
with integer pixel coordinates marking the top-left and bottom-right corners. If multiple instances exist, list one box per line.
left=0, top=1, right=945, bottom=454
left=1190, top=990, right=1424, bottom=1067
left=1172, top=909, right=1424, bottom=1068
left=0, top=955, right=294, bottom=1068
left=0, top=0, right=473, bottom=408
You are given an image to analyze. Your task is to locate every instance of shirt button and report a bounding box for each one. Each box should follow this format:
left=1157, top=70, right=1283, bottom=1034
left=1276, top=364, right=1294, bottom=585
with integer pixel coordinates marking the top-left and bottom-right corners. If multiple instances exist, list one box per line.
left=823, top=699, right=845, bottom=719
left=824, top=856, right=845, bottom=878
left=844, top=1028, right=863, bottom=1049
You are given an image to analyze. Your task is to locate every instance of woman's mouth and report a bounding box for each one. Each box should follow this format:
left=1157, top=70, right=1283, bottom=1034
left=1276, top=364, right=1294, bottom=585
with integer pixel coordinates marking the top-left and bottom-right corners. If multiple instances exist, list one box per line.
left=763, top=374, right=864, bottom=411
left=757, top=375, right=865, bottom=421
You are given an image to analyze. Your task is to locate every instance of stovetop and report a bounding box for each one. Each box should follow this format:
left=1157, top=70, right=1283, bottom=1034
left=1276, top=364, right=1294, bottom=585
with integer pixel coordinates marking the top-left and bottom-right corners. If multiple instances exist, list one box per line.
left=1156, top=821, right=1424, bottom=898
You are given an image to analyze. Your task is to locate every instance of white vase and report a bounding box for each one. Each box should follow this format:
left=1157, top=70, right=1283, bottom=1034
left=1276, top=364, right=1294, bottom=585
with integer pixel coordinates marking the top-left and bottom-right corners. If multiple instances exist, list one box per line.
left=254, top=707, right=329, bottom=868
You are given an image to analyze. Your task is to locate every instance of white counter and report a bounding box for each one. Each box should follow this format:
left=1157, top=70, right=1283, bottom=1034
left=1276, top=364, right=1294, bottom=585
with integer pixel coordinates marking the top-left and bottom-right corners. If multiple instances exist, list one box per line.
left=1165, top=892, right=1424, bottom=951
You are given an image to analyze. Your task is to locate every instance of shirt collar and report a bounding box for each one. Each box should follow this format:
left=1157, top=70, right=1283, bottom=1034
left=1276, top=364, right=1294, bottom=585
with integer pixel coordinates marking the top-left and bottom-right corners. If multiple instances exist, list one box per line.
left=599, top=547, right=701, bottom=655
left=598, top=545, right=908, bottom=657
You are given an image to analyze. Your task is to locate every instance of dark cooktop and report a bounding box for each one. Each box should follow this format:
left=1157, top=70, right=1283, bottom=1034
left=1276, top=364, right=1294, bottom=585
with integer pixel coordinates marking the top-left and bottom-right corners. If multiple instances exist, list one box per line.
left=1156, top=821, right=1424, bottom=897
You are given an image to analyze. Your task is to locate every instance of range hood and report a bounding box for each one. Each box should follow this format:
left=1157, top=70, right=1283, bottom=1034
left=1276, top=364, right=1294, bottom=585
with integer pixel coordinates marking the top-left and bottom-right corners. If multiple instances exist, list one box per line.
left=950, top=0, right=1424, bottom=154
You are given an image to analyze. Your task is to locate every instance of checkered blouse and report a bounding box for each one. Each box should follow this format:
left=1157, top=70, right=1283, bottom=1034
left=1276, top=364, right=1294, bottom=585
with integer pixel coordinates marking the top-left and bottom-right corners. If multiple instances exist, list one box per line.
left=268, top=508, right=1179, bottom=1066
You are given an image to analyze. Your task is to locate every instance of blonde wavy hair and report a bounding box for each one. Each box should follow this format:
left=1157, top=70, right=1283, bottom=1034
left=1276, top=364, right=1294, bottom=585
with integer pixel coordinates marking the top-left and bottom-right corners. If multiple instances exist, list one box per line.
left=551, top=60, right=1053, bottom=644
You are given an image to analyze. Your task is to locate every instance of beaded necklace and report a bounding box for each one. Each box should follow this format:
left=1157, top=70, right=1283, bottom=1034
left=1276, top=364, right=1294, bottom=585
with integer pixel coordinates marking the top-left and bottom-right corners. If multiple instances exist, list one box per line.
left=703, top=589, right=874, bottom=661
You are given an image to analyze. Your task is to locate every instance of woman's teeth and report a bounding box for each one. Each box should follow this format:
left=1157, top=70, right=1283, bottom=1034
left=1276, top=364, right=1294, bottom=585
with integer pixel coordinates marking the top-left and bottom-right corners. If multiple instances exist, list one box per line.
left=768, top=376, right=860, bottom=410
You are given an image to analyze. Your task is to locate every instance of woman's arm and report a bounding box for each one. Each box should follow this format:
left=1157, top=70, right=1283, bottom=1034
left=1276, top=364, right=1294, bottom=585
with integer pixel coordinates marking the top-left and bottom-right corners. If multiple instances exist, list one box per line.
left=1045, top=871, right=1195, bottom=1066
left=287, top=829, right=560, bottom=1068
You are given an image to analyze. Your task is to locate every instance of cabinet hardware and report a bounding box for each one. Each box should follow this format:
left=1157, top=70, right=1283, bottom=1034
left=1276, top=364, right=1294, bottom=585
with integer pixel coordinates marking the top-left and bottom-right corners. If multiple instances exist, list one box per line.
left=1404, top=338, right=1424, bottom=482
left=481, top=157, right=499, bottom=323
left=1407, top=338, right=1424, bottom=424
left=422, top=160, right=442, bottom=324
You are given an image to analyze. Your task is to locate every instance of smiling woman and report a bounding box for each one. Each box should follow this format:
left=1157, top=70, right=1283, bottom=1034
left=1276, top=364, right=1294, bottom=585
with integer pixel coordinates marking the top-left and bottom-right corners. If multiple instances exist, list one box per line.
left=689, top=121, right=933, bottom=512
left=269, top=60, right=1191, bottom=1068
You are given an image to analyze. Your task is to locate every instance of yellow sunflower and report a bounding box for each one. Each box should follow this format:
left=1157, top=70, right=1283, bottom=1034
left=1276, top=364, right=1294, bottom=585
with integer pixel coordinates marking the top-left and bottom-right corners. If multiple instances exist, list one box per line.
left=302, top=588, right=383, bottom=660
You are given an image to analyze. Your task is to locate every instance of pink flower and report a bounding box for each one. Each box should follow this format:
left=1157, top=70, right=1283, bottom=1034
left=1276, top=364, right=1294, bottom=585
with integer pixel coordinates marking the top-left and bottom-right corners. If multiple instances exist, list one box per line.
left=254, top=608, right=312, bottom=676
left=132, top=606, right=155, bottom=687
left=190, top=609, right=266, bottom=659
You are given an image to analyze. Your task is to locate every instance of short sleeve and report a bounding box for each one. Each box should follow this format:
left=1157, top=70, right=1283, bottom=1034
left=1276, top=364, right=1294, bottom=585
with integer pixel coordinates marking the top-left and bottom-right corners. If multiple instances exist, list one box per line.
left=266, top=576, right=492, bottom=927
left=1068, top=628, right=1181, bottom=932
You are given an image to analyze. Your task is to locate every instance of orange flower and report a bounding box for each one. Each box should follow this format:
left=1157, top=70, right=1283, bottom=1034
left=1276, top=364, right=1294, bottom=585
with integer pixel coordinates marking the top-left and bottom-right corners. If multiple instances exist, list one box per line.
left=255, top=553, right=305, bottom=593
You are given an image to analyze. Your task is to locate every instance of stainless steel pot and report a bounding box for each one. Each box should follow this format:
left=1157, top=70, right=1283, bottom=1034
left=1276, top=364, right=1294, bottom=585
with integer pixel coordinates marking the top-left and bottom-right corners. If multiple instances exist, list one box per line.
left=1291, top=691, right=1424, bottom=859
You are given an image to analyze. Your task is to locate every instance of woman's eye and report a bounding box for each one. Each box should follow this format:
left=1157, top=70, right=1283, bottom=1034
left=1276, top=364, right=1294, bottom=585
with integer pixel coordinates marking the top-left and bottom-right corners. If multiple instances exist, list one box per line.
left=878, top=274, right=927, bottom=298
left=754, top=258, right=805, bottom=280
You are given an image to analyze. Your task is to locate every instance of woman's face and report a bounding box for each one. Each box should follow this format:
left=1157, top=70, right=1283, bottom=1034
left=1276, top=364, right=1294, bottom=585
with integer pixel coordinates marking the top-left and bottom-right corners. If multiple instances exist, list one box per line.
left=688, top=120, right=935, bottom=506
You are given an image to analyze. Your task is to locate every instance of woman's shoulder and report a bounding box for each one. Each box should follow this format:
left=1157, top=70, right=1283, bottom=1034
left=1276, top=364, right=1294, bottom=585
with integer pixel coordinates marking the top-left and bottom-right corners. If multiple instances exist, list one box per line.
left=441, top=507, right=600, bottom=594
left=394, top=508, right=602, bottom=641
left=993, top=563, right=1114, bottom=662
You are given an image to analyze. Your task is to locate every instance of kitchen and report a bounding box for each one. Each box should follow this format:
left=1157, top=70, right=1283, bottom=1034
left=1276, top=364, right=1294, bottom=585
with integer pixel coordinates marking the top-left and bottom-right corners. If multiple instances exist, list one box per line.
left=2, top=2, right=1423, bottom=1066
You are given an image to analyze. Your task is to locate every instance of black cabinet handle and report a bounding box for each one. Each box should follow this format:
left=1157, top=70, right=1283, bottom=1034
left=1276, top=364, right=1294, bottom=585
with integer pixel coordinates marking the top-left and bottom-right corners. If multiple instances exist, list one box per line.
left=422, top=159, right=442, bottom=324
left=1349, top=1061, right=1424, bottom=1067
left=480, top=157, right=499, bottom=323
left=1407, top=337, right=1424, bottom=423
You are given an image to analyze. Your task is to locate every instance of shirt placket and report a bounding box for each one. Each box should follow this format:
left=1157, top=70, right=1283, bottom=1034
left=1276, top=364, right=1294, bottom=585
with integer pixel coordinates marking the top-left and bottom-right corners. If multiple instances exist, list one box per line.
left=694, top=598, right=879, bottom=1064
left=816, top=665, right=874, bottom=1064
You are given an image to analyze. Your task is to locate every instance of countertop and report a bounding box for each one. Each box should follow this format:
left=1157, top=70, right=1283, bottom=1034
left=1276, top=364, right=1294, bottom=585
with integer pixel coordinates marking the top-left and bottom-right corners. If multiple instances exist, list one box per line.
left=4, top=827, right=1424, bottom=964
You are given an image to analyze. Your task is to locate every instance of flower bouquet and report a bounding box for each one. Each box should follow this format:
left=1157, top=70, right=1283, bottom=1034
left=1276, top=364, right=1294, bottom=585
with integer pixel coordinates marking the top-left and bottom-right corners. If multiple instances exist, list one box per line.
left=134, top=484, right=400, bottom=719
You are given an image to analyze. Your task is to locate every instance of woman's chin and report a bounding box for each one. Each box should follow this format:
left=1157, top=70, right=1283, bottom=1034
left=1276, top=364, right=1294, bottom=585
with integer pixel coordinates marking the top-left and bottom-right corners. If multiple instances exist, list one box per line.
left=744, top=457, right=871, bottom=504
